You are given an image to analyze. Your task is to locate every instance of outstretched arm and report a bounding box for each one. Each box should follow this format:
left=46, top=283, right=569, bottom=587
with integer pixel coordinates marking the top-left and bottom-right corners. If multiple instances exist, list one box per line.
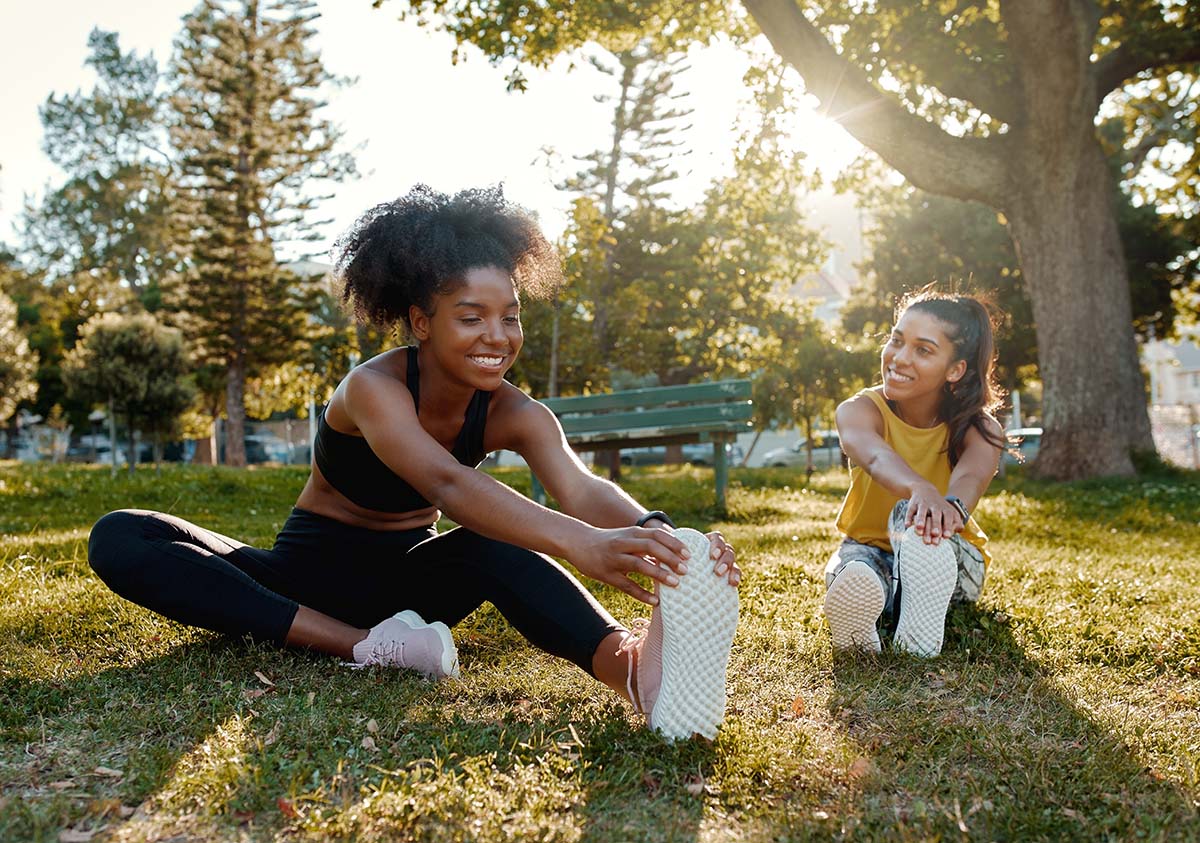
left=503, top=397, right=739, bottom=586
left=344, top=369, right=689, bottom=604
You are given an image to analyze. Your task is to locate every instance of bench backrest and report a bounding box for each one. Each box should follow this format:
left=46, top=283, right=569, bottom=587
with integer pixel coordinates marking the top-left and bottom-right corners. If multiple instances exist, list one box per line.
left=540, top=379, right=753, bottom=442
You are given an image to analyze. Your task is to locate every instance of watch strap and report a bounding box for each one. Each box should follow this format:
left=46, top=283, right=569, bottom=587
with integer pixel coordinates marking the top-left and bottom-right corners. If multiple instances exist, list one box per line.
left=636, top=510, right=676, bottom=529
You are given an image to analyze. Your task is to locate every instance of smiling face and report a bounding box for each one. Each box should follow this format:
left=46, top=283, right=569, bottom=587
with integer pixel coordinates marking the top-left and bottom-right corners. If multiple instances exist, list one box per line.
left=409, top=265, right=523, bottom=391
left=881, top=309, right=967, bottom=409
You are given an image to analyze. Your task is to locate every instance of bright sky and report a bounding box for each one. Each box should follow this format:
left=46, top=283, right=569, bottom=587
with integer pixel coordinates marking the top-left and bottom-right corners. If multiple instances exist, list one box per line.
left=0, top=1, right=862, bottom=260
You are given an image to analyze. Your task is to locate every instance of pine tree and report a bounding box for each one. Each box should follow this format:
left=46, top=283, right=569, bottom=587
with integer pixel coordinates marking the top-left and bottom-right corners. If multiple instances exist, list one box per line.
left=169, top=0, right=354, bottom=465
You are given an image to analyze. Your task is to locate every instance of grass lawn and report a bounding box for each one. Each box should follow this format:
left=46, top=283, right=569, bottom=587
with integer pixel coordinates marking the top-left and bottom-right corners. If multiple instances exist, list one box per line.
left=1, top=461, right=1198, bottom=842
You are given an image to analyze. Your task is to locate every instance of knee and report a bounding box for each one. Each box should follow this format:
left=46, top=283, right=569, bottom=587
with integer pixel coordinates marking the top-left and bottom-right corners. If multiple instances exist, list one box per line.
left=88, top=509, right=148, bottom=583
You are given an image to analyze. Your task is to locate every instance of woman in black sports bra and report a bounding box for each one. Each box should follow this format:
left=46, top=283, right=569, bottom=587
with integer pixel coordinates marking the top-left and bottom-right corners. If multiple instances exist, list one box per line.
left=87, top=185, right=740, bottom=738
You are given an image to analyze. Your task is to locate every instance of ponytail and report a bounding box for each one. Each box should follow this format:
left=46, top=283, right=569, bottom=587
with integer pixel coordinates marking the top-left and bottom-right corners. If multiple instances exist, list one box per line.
left=898, top=288, right=1007, bottom=465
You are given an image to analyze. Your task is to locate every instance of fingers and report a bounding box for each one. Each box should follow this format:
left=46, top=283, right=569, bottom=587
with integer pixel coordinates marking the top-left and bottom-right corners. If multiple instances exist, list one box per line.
left=628, top=554, right=680, bottom=588
left=613, top=574, right=657, bottom=605
left=632, top=527, right=690, bottom=575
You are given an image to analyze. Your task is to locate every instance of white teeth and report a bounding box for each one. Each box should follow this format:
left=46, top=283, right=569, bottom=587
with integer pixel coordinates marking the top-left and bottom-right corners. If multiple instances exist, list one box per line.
left=888, top=369, right=914, bottom=382
left=470, top=355, right=504, bottom=366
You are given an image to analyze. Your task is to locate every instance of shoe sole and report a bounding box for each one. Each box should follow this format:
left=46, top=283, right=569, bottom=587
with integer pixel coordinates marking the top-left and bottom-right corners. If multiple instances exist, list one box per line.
left=824, top=560, right=884, bottom=653
left=649, top=528, right=739, bottom=742
left=893, top=536, right=957, bottom=657
left=393, top=610, right=461, bottom=680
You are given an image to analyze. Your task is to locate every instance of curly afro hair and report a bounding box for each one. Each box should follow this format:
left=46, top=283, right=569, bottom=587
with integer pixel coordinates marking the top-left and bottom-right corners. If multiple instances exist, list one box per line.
left=333, top=184, right=562, bottom=333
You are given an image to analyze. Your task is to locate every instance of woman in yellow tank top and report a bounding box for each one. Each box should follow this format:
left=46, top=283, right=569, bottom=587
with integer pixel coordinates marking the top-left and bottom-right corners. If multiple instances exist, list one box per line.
left=824, top=288, right=1007, bottom=657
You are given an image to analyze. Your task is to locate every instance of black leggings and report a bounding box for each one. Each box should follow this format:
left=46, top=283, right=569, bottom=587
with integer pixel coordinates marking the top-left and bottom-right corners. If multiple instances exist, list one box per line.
left=87, top=507, right=623, bottom=675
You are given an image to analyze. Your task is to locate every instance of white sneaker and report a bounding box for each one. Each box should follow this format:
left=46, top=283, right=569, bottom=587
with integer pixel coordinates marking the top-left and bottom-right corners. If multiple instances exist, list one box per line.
left=350, top=610, right=460, bottom=679
left=893, top=533, right=957, bottom=657
left=824, top=560, right=885, bottom=653
left=623, top=528, right=739, bottom=742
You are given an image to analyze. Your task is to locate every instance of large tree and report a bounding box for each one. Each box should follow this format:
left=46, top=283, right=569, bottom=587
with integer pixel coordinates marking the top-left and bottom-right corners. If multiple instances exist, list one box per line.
left=169, top=0, right=354, bottom=466
left=375, top=0, right=1200, bottom=479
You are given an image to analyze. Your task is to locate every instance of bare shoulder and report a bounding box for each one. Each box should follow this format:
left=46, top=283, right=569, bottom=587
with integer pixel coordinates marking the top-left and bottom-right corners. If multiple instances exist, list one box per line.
left=836, top=389, right=884, bottom=435
left=333, top=352, right=415, bottom=431
left=963, top=414, right=1005, bottom=451
left=486, top=383, right=561, bottom=450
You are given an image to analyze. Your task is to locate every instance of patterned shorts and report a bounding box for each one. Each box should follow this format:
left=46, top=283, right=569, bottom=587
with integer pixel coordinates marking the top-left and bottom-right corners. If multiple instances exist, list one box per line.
left=825, top=499, right=987, bottom=618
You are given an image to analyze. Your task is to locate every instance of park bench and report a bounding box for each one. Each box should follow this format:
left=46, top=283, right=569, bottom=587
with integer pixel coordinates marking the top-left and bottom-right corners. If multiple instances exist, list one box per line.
left=531, top=379, right=753, bottom=512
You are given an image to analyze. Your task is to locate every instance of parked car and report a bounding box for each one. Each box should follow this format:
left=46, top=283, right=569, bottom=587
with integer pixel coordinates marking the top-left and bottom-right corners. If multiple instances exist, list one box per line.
left=1001, top=427, right=1042, bottom=465
left=619, top=442, right=745, bottom=467
left=762, top=432, right=844, bottom=469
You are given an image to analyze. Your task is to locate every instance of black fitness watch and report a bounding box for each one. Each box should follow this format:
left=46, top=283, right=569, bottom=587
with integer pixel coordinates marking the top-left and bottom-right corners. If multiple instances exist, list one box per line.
left=945, top=495, right=970, bottom=522
left=636, top=510, right=676, bottom=529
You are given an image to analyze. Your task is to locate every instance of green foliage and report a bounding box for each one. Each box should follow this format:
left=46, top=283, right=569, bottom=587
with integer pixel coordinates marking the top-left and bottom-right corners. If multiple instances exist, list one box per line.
left=0, top=291, right=38, bottom=423
left=2, top=463, right=1199, bottom=840
left=61, top=312, right=195, bottom=468
left=22, top=29, right=181, bottom=312
left=752, top=300, right=875, bottom=460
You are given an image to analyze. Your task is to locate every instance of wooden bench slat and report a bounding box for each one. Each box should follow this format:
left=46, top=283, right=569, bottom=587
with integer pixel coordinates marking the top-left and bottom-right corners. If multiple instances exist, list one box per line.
left=542, top=379, right=751, bottom=414
left=556, top=402, right=753, bottom=435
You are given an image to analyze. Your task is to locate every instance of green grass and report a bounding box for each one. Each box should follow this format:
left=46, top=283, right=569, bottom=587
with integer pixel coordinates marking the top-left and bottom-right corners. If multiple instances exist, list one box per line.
left=1, top=461, right=1198, bottom=842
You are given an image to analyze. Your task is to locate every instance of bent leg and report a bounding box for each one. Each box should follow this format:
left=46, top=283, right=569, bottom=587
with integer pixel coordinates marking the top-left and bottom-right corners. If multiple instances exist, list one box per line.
left=88, top=509, right=301, bottom=644
left=402, top=528, right=623, bottom=677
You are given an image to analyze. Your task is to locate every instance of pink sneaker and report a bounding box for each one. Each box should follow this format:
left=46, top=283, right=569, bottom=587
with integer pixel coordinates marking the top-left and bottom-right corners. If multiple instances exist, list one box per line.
left=617, top=528, right=739, bottom=741
left=351, top=610, right=460, bottom=679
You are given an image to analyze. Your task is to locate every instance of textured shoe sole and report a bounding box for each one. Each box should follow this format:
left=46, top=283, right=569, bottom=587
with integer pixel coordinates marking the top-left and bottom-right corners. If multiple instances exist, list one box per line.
left=649, top=528, right=739, bottom=741
left=893, top=536, right=957, bottom=657
left=394, top=610, right=461, bottom=679
left=824, top=561, right=884, bottom=653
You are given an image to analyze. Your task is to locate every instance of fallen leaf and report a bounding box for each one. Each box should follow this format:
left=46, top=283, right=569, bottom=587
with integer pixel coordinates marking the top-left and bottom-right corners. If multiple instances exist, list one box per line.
left=59, top=829, right=97, bottom=842
left=790, top=695, right=806, bottom=717
left=93, top=766, right=123, bottom=778
left=306, top=691, right=316, bottom=706
left=361, top=736, right=378, bottom=751
left=87, top=798, right=122, bottom=817
left=234, top=809, right=255, bottom=824
left=641, top=772, right=661, bottom=798
left=254, top=670, right=275, bottom=687
left=366, top=718, right=379, bottom=734
left=277, top=797, right=297, bottom=818
left=813, top=810, right=830, bottom=820
left=683, top=774, right=704, bottom=796
left=117, top=805, right=136, bottom=819
left=49, top=780, right=75, bottom=790
left=242, top=688, right=270, bottom=700
left=263, top=721, right=281, bottom=747
left=847, top=757, right=873, bottom=781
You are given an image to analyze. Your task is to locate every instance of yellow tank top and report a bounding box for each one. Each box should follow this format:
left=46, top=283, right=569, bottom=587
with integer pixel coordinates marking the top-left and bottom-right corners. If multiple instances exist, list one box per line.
left=835, top=388, right=991, bottom=565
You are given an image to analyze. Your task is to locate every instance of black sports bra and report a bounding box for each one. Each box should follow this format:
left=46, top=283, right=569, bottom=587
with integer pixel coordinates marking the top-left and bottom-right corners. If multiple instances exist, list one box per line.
left=313, top=347, right=492, bottom=512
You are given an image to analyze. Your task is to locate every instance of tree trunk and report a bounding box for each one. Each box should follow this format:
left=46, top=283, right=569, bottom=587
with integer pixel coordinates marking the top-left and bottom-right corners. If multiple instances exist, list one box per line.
left=1004, top=143, right=1153, bottom=479
left=127, top=414, right=137, bottom=476
left=108, top=398, right=118, bottom=477
left=225, top=355, right=248, bottom=467
left=999, top=4, right=1154, bottom=479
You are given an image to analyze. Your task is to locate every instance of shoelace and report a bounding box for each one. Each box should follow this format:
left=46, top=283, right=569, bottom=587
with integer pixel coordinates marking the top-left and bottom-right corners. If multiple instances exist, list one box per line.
left=369, top=639, right=405, bottom=667
left=616, top=618, right=651, bottom=713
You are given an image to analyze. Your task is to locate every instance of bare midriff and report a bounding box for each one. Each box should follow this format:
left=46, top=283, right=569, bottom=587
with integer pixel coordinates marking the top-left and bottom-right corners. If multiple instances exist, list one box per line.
left=294, top=462, right=441, bottom=531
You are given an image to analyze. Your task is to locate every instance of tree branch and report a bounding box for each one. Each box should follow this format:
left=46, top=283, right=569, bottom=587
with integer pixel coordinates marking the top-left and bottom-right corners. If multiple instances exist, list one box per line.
left=742, top=0, right=1006, bottom=204
left=1094, top=31, right=1200, bottom=103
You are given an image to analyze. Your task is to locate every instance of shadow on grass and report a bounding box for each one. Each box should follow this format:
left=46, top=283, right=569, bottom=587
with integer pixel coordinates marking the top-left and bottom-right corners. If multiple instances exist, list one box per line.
left=825, top=604, right=1198, bottom=840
